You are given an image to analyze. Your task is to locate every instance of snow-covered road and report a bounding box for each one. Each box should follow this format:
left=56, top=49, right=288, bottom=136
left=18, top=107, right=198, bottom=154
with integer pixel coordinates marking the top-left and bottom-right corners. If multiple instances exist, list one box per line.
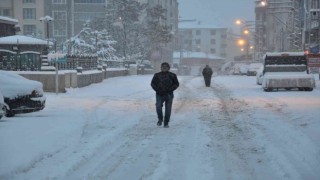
left=1, top=75, right=319, bottom=180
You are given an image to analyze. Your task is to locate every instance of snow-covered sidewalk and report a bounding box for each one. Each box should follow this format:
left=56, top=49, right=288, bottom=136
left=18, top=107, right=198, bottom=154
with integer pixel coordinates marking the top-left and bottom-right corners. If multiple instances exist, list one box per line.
left=0, top=75, right=319, bottom=179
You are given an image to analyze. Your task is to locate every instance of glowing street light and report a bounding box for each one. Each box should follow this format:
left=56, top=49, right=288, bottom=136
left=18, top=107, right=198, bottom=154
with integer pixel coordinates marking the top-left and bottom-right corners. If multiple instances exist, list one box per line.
left=260, top=1, right=267, bottom=7
left=238, top=39, right=246, bottom=46
left=235, top=19, right=242, bottom=25
left=243, top=29, right=250, bottom=35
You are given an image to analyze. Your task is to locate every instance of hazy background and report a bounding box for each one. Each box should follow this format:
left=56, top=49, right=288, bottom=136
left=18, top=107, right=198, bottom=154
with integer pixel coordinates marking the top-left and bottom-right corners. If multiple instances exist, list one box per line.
left=178, top=0, right=255, bottom=29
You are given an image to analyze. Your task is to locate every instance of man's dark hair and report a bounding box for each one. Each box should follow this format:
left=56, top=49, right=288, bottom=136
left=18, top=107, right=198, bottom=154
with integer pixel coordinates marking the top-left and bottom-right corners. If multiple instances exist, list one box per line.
left=161, top=62, right=170, bottom=69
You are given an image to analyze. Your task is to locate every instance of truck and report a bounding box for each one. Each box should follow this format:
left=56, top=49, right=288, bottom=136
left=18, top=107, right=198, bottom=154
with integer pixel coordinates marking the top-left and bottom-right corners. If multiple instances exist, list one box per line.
left=262, top=52, right=315, bottom=92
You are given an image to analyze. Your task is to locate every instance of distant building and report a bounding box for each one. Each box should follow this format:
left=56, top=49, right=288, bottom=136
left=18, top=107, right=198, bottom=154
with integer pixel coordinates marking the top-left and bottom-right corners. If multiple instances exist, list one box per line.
left=147, top=0, right=179, bottom=69
left=255, top=0, right=304, bottom=52
left=178, top=22, right=228, bottom=59
left=0, top=16, right=19, bottom=37
left=0, top=35, right=52, bottom=71
left=44, top=0, right=107, bottom=48
left=305, top=0, right=320, bottom=52
left=173, top=51, right=225, bottom=75
left=10, top=0, right=45, bottom=38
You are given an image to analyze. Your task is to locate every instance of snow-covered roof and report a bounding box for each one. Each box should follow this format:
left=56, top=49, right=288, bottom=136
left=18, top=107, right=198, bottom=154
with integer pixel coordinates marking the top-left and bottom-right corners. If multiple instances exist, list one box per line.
left=0, top=16, right=18, bottom=24
left=179, top=21, right=227, bottom=29
left=0, top=35, right=53, bottom=45
left=173, top=51, right=225, bottom=60
left=265, top=52, right=305, bottom=56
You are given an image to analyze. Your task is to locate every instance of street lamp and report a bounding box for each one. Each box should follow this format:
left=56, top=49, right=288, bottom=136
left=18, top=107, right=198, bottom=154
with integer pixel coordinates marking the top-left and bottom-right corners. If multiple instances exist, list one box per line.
left=40, top=16, right=54, bottom=53
left=236, top=20, right=252, bottom=60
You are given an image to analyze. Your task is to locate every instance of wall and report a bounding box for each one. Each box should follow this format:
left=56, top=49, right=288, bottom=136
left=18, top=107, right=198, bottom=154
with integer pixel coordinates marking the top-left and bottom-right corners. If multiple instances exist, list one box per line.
left=19, top=69, right=128, bottom=93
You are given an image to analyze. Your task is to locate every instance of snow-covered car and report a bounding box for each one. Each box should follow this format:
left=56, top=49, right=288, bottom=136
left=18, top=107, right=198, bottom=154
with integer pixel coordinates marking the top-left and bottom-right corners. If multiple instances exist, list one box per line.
left=256, top=66, right=264, bottom=85
left=262, top=52, right=315, bottom=91
left=239, top=64, right=249, bottom=75
left=247, top=63, right=263, bottom=76
left=0, top=71, right=46, bottom=117
left=0, top=91, right=4, bottom=120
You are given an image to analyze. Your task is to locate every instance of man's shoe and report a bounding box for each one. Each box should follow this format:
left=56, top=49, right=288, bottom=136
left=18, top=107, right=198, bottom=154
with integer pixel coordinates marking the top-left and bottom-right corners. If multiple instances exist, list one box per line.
left=157, top=121, right=162, bottom=126
left=164, top=125, right=169, bottom=128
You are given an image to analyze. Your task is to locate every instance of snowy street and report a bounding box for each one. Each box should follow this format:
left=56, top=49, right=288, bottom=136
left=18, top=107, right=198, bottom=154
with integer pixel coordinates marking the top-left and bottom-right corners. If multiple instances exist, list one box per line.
left=1, top=75, right=320, bottom=180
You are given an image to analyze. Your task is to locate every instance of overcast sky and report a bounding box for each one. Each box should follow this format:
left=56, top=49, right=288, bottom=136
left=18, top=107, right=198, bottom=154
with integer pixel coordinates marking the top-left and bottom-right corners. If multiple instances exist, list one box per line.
left=178, top=0, right=255, bottom=29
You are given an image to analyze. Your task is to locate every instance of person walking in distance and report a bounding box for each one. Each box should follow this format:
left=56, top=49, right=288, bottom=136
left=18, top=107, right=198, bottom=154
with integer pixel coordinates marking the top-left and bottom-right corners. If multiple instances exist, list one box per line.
left=202, top=65, right=213, bottom=87
left=151, top=62, right=179, bottom=128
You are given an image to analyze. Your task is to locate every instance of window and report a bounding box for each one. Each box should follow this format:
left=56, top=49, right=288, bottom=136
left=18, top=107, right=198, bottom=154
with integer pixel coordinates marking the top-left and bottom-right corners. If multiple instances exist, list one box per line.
left=221, top=34, right=227, bottom=39
left=210, top=30, right=216, bottom=35
left=210, top=48, right=216, bottom=54
left=196, top=30, right=201, bottom=35
left=23, top=0, right=35, bottom=3
left=210, top=39, right=216, bottom=44
left=53, top=11, right=66, bottom=20
left=74, top=12, right=105, bottom=21
left=23, top=25, right=36, bottom=35
left=52, top=0, right=66, bottom=4
left=311, top=0, right=319, bottom=9
left=221, top=44, right=227, bottom=48
left=1, top=9, right=11, bottom=16
left=54, top=29, right=67, bottom=36
left=196, top=39, right=201, bottom=44
left=74, top=0, right=105, bottom=3
left=23, top=8, right=36, bottom=19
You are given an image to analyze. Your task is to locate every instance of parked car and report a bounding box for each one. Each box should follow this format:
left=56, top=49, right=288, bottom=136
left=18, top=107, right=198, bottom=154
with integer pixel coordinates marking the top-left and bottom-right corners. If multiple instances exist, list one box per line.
left=0, top=91, right=4, bottom=120
left=256, top=66, right=264, bottom=85
left=239, top=64, right=249, bottom=75
left=0, top=71, right=46, bottom=117
left=247, top=63, right=263, bottom=76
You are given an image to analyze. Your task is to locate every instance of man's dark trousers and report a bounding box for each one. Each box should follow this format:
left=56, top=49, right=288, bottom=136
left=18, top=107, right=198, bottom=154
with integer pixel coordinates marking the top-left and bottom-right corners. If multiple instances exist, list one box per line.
left=156, top=93, right=174, bottom=125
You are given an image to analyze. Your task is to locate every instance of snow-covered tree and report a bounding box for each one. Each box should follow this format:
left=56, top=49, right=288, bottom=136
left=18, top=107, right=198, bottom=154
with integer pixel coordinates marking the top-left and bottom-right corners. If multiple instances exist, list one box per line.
left=63, top=25, right=117, bottom=60
left=104, top=0, right=147, bottom=61
left=143, top=4, right=174, bottom=60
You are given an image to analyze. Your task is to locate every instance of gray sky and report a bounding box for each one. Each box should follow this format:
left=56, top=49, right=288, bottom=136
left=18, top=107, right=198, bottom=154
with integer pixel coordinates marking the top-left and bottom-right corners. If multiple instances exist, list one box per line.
left=178, top=0, right=255, bottom=29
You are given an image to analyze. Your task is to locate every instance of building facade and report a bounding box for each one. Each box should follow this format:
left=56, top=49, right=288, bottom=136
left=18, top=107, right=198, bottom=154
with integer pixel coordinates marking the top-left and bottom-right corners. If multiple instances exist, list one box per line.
left=44, top=0, right=106, bottom=49
left=179, top=22, right=228, bottom=59
left=0, top=16, right=19, bottom=37
left=147, top=0, right=179, bottom=69
left=255, top=0, right=304, bottom=53
left=305, top=0, right=320, bottom=52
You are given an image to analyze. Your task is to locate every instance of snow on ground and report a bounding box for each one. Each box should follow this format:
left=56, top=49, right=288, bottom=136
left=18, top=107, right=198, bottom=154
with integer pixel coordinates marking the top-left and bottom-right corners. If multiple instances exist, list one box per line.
left=0, top=74, right=319, bottom=180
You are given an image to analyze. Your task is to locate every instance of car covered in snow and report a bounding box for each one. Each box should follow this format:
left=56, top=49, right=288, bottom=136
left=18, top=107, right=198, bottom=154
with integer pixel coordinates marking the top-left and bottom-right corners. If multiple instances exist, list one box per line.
left=262, top=52, right=315, bottom=91
left=256, top=66, right=264, bottom=85
left=239, top=64, right=249, bottom=75
left=0, top=70, right=46, bottom=117
left=0, top=91, right=4, bottom=120
left=247, top=63, right=263, bottom=76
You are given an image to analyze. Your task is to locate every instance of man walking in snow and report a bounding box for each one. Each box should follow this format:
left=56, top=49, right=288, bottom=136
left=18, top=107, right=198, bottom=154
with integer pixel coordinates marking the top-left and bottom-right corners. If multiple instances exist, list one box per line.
left=151, top=62, right=179, bottom=128
left=202, top=65, right=213, bottom=87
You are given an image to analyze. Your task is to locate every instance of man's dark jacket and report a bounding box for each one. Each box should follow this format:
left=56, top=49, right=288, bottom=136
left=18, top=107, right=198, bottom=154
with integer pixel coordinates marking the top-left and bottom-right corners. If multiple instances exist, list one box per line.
left=202, top=67, right=213, bottom=77
left=151, top=71, right=179, bottom=95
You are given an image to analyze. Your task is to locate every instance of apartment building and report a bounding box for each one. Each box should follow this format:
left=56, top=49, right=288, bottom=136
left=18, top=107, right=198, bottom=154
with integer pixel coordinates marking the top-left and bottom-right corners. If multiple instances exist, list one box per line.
left=0, top=0, right=45, bottom=38
left=44, top=0, right=106, bottom=49
left=179, top=22, right=228, bottom=58
left=147, top=0, right=179, bottom=68
left=255, top=0, right=304, bottom=52
left=0, top=0, right=13, bottom=17
left=305, top=0, right=320, bottom=51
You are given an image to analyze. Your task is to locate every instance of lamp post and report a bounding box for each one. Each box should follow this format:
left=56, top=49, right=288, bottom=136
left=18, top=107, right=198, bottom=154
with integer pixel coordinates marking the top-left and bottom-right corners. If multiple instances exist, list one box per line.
left=235, top=19, right=253, bottom=60
left=40, top=16, right=53, bottom=53
left=40, top=16, right=59, bottom=94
